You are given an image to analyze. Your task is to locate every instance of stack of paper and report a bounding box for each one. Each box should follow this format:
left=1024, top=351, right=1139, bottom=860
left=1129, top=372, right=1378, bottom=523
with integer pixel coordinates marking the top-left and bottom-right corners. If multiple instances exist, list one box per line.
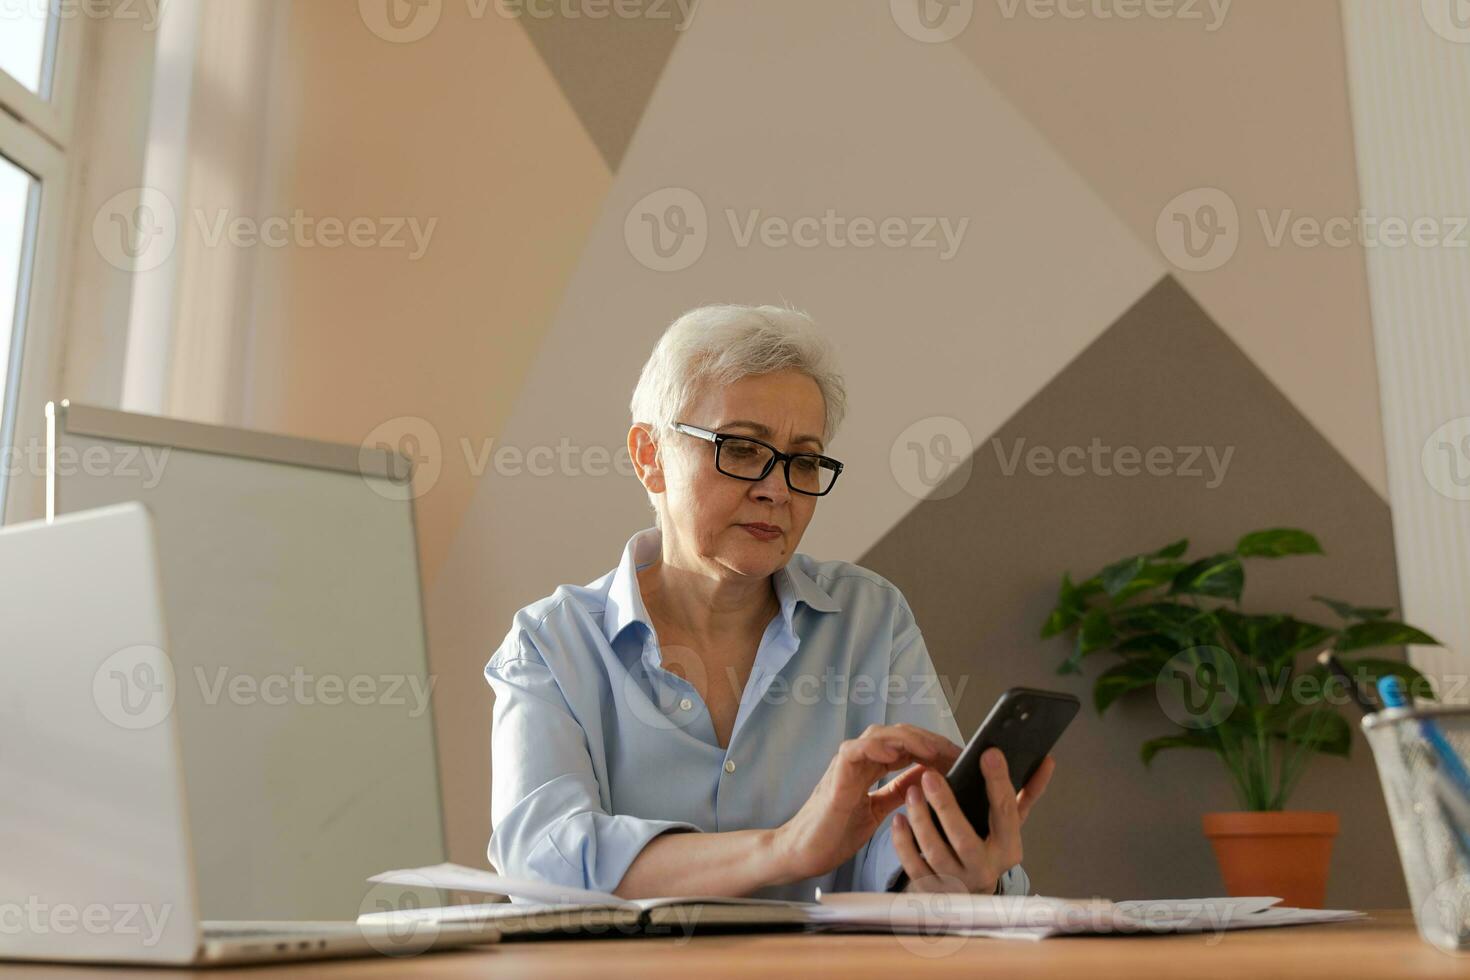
left=808, top=891, right=1364, bottom=940
left=360, top=863, right=1364, bottom=942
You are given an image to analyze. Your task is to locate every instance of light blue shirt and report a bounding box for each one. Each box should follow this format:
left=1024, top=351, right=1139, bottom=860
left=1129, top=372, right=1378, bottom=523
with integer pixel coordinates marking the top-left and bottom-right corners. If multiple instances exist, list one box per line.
left=485, top=526, right=1029, bottom=902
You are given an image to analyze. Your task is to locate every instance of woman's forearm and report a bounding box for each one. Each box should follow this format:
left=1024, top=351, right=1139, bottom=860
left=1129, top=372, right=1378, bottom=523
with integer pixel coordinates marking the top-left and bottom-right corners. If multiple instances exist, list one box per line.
left=613, top=827, right=794, bottom=899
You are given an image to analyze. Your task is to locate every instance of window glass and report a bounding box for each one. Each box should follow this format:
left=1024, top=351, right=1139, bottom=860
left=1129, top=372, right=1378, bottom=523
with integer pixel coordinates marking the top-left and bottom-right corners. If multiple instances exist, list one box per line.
left=0, top=1, right=56, bottom=96
left=0, top=153, right=39, bottom=505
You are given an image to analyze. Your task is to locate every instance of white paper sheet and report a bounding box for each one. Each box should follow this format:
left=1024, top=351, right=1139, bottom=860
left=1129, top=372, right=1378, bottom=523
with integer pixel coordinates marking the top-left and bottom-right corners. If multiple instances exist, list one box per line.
left=810, top=891, right=1365, bottom=937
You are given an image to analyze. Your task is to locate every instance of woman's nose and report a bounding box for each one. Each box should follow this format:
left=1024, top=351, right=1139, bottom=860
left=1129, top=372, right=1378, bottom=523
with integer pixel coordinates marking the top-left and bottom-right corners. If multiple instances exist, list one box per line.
left=751, top=466, right=790, bottom=503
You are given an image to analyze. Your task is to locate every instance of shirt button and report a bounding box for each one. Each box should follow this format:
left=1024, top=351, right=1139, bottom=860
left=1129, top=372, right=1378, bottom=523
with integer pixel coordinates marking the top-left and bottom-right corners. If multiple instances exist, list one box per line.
left=679, top=698, right=693, bottom=711
left=723, top=760, right=736, bottom=774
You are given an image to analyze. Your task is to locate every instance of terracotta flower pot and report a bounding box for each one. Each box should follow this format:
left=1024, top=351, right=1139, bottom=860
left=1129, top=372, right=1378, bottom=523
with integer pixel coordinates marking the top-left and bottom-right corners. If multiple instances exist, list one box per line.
left=1201, top=811, right=1339, bottom=908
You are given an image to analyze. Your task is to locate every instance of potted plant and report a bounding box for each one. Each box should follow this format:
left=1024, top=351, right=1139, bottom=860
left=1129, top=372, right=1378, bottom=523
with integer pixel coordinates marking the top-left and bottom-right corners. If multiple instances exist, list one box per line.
left=1041, top=528, right=1440, bottom=907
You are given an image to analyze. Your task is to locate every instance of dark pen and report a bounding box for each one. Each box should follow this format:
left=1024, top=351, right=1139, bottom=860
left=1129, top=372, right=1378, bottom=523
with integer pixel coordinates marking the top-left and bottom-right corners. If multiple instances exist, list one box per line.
left=1316, top=648, right=1376, bottom=715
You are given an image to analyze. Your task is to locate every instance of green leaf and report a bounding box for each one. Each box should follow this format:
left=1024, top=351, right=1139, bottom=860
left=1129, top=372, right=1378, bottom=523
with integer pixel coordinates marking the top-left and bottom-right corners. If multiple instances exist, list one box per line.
left=1236, top=528, right=1324, bottom=558
left=1140, top=730, right=1219, bottom=767
left=1263, top=675, right=1317, bottom=725
left=1058, top=605, right=1111, bottom=675
left=1215, top=610, right=1335, bottom=671
left=1335, top=621, right=1442, bottom=653
left=1338, top=656, right=1438, bottom=701
left=1278, top=708, right=1352, bottom=757
left=1100, top=555, right=1147, bottom=598
left=1040, top=572, right=1102, bottom=638
left=1311, top=595, right=1394, bottom=621
left=1113, top=632, right=1179, bottom=662
left=1078, top=607, right=1114, bottom=654
left=1169, top=554, right=1244, bottom=600
left=1151, top=539, right=1189, bottom=560
left=1116, top=602, right=1214, bottom=646
left=1060, top=608, right=1116, bottom=674
left=1094, top=660, right=1160, bottom=714
left=1111, top=562, right=1188, bottom=603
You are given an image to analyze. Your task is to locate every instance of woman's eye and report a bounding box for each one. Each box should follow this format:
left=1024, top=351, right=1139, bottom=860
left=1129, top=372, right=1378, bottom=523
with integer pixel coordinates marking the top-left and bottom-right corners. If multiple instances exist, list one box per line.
left=725, top=444, right=758, bottom=458
left=792, top=457, right=819, bottom=473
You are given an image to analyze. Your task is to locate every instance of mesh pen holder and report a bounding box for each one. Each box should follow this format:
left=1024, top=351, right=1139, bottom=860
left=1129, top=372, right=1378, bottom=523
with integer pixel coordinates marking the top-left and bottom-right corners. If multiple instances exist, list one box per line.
left=1362, top=704, right=1470, bottom=953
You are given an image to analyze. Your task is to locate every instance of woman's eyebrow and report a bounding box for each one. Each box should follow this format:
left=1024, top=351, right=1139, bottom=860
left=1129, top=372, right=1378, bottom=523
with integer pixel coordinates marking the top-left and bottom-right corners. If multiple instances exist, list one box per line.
left=718, top=419, right=825, bottom=451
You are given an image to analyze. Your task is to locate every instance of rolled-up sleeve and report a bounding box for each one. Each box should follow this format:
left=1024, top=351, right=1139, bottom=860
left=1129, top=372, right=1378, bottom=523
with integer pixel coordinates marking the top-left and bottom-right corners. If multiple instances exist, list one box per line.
left=853, top=603, right=1031, bottom=896
left=486, top=644, right=698, bottom=897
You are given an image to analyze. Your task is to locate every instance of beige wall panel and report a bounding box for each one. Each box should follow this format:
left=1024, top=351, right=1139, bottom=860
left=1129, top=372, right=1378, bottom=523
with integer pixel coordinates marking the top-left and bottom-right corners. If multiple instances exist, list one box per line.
left=948, top=0, right=1388, bottom=497
left=513, top=0, right=689, bottom=168
left=239, top=0, right=612, bottom=863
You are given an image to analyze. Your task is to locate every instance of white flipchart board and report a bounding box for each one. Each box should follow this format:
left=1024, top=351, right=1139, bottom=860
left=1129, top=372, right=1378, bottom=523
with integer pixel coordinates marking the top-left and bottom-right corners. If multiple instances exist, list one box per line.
left=46, top=401, right=446, bottom=920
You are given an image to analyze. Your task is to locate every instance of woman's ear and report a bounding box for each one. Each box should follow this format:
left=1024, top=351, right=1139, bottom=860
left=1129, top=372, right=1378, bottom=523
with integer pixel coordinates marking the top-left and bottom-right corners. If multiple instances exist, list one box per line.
left=628, top=424, right=665, bottom=494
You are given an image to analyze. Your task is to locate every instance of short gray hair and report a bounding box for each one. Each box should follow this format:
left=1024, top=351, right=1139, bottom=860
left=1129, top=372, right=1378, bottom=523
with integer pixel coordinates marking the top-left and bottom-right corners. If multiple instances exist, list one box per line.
left=630, top=304, right=847, bottom=443
left=630, top=305, right=847, bottom=526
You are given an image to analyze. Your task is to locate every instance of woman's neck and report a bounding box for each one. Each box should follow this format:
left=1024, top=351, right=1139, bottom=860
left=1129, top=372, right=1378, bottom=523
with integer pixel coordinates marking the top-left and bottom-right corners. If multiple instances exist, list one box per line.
left=637, top=552, right=780, bottom=644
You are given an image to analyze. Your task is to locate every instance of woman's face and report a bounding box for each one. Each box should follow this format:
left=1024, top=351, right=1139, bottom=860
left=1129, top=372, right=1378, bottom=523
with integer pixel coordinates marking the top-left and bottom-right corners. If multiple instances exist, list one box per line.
left=642, top=369, right=828, bottom=579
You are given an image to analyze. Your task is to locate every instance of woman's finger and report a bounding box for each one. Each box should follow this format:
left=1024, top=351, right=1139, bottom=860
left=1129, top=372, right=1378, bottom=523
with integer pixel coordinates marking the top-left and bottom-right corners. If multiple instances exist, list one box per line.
left=860, top=724, right=961, bottom=766
left=904, top=782, right=964, bottom=877
left=918, top=768, right=985, bottom=867
left=981, top=748, right=1023, bottom=870
left=890, top=813, right=934, bottom=884
left=839, top=738, right=906, bottom=769
left=831, top=741, right=911, bottom=798
left=861, top=740, right=902, bottom=764
left=869, top=763, right=927, bottom=813
left=1016, top=755, right=1056, bottom=824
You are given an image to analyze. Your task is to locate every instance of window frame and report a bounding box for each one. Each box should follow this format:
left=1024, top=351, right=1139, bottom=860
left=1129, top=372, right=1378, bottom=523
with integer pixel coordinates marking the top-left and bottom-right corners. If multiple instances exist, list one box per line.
left=0, top=5, right=82, bottom=148
left=0, top=9, right=84, bottom=523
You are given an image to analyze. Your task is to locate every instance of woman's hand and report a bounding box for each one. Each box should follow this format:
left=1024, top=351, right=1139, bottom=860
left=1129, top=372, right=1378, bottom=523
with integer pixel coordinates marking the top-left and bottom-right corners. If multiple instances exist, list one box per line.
left=769, top=724, right=961, bottom=884
left=893, top=747, right=1055, bottom=894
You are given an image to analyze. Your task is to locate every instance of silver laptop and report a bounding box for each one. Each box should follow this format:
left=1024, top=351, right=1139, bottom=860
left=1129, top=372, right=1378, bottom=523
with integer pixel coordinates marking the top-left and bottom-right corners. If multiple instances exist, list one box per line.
left=0, top=503, right=499, bottom=965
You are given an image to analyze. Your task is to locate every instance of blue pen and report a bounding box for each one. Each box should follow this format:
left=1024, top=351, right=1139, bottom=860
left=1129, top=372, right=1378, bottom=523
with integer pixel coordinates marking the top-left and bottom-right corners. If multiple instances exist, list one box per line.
left=1377, top=676, right=1470, bottom=798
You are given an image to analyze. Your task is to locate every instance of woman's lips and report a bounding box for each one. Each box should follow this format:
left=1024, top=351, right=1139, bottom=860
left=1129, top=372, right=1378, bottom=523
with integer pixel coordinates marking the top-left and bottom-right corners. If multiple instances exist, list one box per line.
left=739, top=523, right=782, bottom=541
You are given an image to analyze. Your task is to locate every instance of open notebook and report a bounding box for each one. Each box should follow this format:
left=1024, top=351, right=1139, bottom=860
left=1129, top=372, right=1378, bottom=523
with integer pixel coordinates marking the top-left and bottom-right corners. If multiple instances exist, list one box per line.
left=359, top=863, right=1364, bottom=941
left=360, top=864, right=815, bottom=938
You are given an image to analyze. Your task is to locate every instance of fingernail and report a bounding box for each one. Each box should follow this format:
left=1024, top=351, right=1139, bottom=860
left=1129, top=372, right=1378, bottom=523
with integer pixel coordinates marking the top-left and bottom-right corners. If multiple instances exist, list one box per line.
left=922, top=770, right=942, bottom=793
left=983, top=748, right=1002, bottom=771
left=907, top=786, right=921, bottom=807
left=894, top=814, right=907, bottom=831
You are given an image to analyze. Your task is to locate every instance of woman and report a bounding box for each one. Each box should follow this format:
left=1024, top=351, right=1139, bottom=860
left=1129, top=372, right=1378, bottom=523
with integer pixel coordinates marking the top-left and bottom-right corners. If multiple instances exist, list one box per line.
left=486, top=305, right=1054, bottom=901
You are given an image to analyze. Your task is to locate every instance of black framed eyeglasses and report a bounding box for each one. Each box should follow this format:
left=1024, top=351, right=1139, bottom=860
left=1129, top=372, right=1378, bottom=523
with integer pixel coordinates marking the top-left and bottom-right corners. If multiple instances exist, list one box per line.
left=671, top=422, right=843, bottom=496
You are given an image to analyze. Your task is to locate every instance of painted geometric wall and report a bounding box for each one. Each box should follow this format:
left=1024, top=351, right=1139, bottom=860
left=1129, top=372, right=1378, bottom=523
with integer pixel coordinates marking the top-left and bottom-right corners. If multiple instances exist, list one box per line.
left=246, top=0, right=1416, bottom=906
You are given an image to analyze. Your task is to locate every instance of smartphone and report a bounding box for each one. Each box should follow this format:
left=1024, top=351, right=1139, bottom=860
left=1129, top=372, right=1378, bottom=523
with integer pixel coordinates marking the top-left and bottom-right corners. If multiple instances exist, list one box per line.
left=887, top=687, right=1080, bottom=892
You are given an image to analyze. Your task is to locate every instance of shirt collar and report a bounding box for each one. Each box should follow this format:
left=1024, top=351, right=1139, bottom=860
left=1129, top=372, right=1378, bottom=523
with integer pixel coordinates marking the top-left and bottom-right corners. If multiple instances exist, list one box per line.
left=601, top=526, right=841, bottom=645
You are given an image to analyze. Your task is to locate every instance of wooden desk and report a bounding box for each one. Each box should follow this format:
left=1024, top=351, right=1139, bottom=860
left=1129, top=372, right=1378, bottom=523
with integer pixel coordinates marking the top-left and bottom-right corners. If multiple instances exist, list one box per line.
left=4, top=911, right=1464, bottom=978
